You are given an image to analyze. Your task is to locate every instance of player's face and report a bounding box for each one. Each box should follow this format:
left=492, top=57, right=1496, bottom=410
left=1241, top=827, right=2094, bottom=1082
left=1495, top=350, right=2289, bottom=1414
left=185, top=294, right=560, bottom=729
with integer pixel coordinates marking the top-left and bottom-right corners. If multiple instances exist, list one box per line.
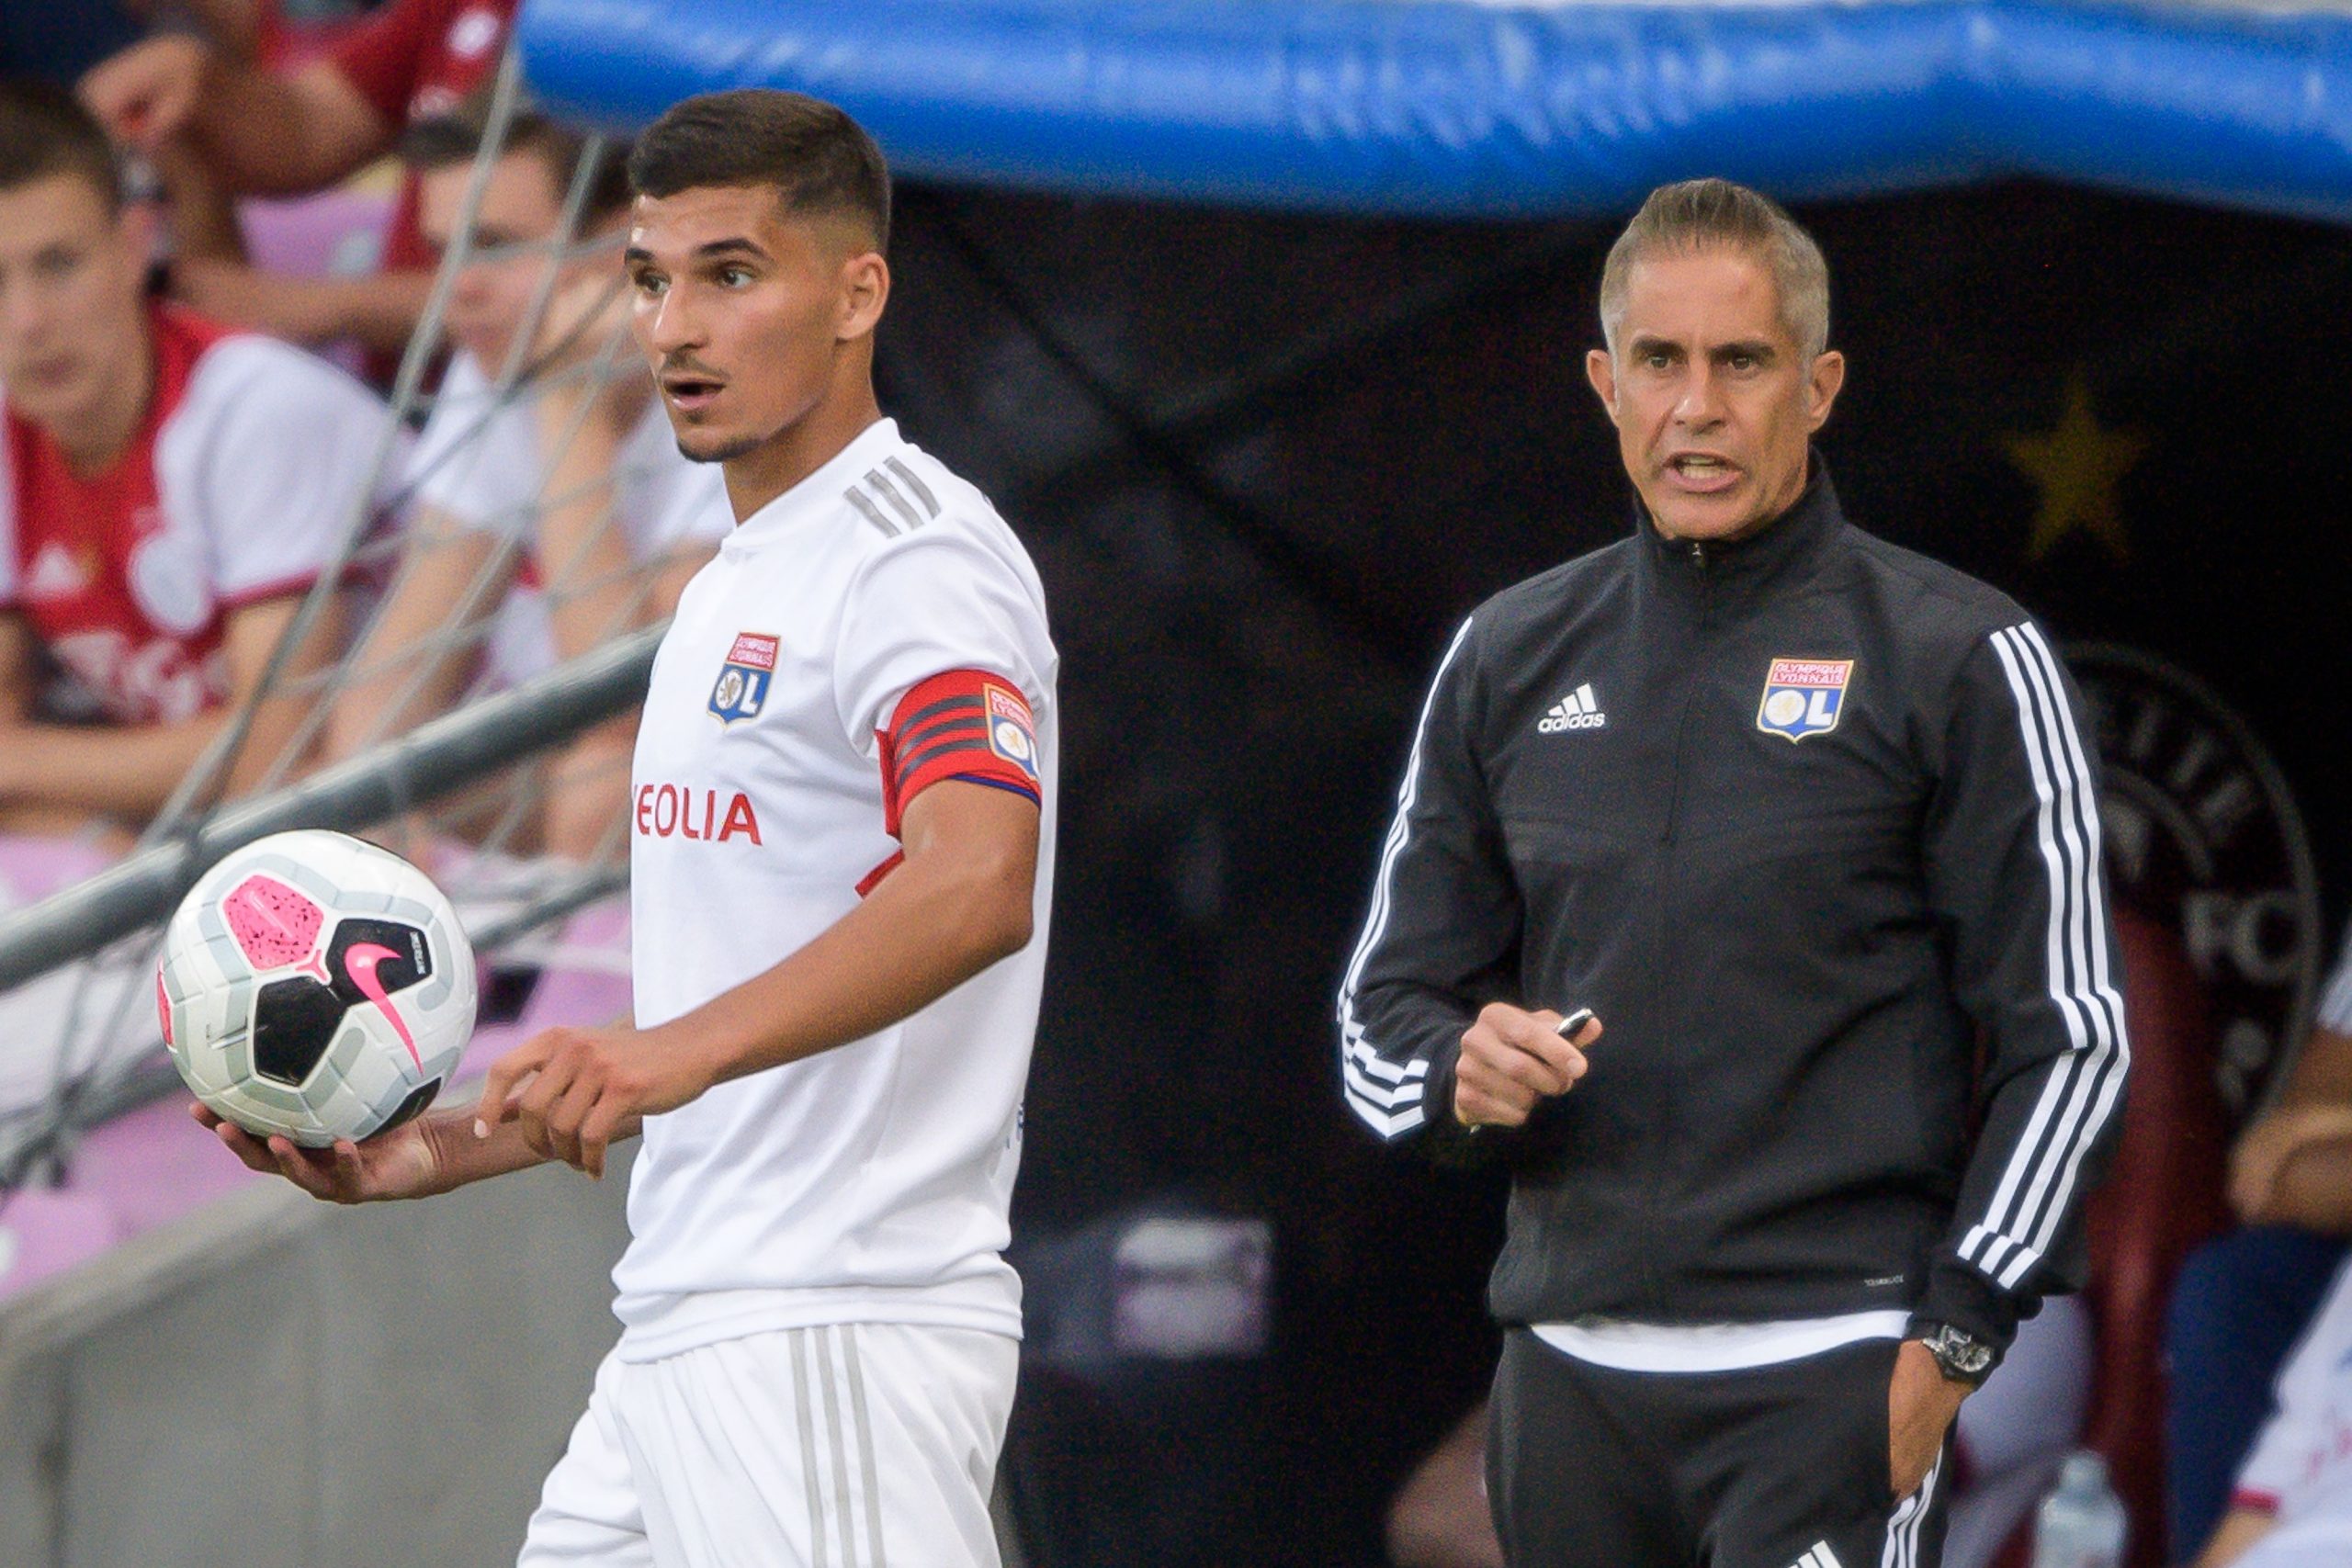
left=1585, top=247, right=1845, bottom=545
left=0, top=173, right=152, bottom=443
left=418, top=151, right=573, bottom=367
left=625, top=186, right=886, bottom=467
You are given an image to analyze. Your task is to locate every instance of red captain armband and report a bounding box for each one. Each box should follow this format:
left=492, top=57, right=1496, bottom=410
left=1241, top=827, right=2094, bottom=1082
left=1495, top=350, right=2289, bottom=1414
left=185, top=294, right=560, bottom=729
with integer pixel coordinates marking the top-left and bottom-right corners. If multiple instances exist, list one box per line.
left=874, top=669, right=1042, bottom=841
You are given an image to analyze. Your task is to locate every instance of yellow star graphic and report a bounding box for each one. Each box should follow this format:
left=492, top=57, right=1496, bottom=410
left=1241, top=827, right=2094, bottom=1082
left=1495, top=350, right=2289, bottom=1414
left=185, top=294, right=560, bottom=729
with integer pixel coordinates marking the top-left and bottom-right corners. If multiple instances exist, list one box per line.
left=2004, top=374, right=2148, bottom=563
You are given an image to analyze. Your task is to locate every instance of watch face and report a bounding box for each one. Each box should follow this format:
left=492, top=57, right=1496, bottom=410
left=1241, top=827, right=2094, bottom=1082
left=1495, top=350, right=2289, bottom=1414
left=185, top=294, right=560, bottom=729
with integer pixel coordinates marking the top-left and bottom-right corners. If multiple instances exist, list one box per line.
left=1929, top=1328, right=1994, bottom=1378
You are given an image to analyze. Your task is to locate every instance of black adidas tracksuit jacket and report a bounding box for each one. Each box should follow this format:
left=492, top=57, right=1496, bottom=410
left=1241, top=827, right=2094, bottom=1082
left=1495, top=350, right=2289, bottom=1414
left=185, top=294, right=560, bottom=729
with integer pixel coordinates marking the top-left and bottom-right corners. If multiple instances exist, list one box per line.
left=1339, top=469, right=2128, bottom=1355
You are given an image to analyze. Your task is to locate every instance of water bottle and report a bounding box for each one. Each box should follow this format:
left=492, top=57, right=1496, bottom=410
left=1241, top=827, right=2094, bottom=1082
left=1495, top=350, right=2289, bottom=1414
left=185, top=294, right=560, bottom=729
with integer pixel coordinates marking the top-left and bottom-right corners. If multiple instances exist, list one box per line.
left=2031, top=1450, right=2128, bottom=1568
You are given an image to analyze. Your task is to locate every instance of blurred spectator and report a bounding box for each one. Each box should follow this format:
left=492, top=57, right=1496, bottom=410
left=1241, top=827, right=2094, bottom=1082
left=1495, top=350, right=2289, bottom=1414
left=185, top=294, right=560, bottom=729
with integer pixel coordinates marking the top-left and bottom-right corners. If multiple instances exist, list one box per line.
left=77, top=0, right=515, bottom=355
left=2167, top=946, right=2352, bottom=1561
left=2189, top=1254, right=2352, bottom=1567
left=325, top=106, right=725, bottom=863
left=0, top=81, right=379, bottom=832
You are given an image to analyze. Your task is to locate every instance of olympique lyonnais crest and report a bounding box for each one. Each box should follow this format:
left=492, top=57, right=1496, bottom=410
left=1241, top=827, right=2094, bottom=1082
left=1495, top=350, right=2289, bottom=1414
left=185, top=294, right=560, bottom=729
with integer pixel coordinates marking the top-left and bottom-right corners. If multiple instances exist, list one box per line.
left=984, top=683, right=1041, bottom=783
left=1757, top=657, right=1853, bottom=742
left=708, top=632, right=778, bottom=725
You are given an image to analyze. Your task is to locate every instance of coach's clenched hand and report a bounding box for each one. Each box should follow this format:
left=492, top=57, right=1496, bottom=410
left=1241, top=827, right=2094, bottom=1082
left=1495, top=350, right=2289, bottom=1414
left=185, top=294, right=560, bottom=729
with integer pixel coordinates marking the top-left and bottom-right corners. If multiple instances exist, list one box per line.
left=1453, top=1004, right=1602, bottom=1129
left=475, top=1021, right=706, bottom=1179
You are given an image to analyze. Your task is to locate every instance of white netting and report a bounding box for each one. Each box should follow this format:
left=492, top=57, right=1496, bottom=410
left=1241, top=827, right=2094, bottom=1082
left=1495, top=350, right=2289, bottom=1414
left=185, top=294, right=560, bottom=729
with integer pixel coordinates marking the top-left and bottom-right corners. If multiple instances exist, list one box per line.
left=0, top=54, right=689, bottom=1181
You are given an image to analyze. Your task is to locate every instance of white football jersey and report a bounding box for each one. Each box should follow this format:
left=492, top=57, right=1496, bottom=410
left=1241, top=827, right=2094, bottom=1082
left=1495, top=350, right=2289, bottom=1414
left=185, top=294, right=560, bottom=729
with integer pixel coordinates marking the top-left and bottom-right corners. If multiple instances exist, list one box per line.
left=404, top=352, right=730, bottom=685
left=0, top=306, right=389, bottom=724
left=610, top=418, right=1057, bottom=1360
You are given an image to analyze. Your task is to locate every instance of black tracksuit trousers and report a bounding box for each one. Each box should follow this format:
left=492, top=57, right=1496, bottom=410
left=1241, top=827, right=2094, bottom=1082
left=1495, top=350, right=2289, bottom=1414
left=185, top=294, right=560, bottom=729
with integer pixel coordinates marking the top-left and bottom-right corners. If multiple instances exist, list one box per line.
left=1487, top=1331, right=1950, bottom=1568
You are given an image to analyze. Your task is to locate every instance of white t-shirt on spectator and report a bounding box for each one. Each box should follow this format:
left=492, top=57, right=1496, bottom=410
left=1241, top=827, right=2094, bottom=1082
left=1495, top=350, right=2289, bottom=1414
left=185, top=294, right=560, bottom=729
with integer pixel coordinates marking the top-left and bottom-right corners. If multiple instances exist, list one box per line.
left=2234, top=1256, right=2352, bottom=1549
left=612, top=417, right=1057, bottom=1361
left=403, top=351, right=729, bottom=684
left=0, top=306, right=385, bottom=724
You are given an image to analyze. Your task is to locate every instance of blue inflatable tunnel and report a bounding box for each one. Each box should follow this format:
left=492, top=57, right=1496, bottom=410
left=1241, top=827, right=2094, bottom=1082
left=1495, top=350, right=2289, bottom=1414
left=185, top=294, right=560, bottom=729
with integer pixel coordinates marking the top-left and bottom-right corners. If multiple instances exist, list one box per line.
left=517, top=0, right=2352, bottom=221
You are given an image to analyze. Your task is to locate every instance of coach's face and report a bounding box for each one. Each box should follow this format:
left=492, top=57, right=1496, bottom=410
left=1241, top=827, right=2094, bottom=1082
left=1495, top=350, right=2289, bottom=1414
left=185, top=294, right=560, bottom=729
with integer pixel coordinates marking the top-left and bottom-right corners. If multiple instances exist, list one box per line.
left=1586, top=246, right=1843, bottom=545
left=626, top=185, right=887, bottom=468
left=0, top=173, right=152, bottom=455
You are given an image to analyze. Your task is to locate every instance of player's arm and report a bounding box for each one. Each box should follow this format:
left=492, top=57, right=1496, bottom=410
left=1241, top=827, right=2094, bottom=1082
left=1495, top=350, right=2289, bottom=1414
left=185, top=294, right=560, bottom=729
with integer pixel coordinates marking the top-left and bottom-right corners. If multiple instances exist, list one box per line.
left=1339, top=617, right=1585, bottom=1158
left=0, top=590, right=343, bottom=819
left=196, top=772, right=1036, bottom=1195
left=479, top=771, right=1039, bottom=1177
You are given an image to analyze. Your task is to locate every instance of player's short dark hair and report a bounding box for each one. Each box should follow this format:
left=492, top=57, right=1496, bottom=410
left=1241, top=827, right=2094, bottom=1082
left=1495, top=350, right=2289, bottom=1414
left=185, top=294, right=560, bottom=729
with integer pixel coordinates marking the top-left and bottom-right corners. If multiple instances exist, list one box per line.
left=0, top=79, right=125, bottom=210
left=1600, top=177, right=1830, bottom=360
left=400, top=101, right=634, bottom=220
left=628, top=89, right=890, bottom=254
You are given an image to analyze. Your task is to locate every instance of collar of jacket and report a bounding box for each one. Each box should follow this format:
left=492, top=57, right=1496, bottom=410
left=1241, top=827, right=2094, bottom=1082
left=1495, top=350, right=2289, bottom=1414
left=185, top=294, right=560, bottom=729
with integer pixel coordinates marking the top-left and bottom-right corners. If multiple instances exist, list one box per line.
left=1633, top=454, right=1845, bottom=597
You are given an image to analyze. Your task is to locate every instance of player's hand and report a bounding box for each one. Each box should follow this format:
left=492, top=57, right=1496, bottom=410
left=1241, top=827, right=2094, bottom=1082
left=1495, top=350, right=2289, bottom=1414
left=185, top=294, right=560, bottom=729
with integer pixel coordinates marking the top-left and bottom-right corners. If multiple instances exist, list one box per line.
left=1888, top=1339, right=1969, bottom=1501
left=190, top=1100, right=446, bottom=1204
left=1453, top=1004, right=1601, bottom=1129
left=473, top=1021, right=702, bottom=1179
left=80, top=34, right=211, bottom=152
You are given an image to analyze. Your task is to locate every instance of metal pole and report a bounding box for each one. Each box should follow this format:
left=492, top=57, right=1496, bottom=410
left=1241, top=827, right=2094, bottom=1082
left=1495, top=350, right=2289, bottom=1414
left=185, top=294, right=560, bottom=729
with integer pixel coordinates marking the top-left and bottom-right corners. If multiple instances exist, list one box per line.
left=0, top=625, right=662, bottom=994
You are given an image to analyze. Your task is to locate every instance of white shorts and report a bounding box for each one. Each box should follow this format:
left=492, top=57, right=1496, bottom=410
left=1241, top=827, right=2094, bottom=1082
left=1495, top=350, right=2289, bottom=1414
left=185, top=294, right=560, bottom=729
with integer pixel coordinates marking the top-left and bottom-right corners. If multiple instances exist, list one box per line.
left=518, top=1324, right=1019, bottom=1568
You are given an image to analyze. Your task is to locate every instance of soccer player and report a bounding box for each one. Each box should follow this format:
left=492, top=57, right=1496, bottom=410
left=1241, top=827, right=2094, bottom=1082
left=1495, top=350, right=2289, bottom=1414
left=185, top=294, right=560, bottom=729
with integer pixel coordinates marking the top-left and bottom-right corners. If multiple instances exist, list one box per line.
left=199, top=89, right=1057, bottom=1568
left=328, top=106, right=729, bottom=862
left=0, top=82, right=380, bottom=832
left=1340, top=179, right=2127, bottom=1567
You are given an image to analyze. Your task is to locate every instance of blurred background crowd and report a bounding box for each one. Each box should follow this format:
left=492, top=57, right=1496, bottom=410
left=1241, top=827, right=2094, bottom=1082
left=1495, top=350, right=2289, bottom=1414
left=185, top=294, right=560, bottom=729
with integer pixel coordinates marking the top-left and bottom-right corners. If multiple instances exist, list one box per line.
left=2, top=2, right=2351, bottom=1565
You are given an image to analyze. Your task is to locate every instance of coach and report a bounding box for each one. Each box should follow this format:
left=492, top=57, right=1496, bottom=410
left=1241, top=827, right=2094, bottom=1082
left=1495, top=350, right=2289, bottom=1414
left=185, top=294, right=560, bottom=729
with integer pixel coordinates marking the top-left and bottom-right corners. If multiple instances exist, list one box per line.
left=1338, top=179, right=2128, bottom=1567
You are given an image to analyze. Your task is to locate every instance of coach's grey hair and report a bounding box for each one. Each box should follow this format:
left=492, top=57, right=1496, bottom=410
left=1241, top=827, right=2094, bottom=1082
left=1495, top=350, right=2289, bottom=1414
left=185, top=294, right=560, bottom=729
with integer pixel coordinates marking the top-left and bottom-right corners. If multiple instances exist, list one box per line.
left=1598, top=178, right=1831, bottom=361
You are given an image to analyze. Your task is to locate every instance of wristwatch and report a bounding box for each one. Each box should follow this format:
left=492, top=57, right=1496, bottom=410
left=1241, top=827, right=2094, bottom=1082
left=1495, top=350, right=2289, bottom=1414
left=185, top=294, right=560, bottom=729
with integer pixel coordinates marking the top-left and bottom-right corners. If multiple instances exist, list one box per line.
left=1915, top=1323, right=1997, bottom=1388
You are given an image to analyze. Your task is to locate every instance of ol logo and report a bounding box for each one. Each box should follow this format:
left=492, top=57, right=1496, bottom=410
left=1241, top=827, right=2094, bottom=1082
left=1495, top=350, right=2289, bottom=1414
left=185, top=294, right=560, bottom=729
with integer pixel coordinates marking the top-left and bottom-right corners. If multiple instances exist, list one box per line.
left=1757, top=657, right=1853, bottom=742
left=984, top=684, right=1040, bottom=782
left=709, top=632, right=779, bottom=726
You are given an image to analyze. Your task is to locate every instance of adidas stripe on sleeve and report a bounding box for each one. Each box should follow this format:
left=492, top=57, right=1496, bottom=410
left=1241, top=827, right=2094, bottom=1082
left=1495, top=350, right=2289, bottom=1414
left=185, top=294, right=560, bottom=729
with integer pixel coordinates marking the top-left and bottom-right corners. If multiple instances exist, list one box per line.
left=1916, top=620, right=2130, bottom=1347
left=1337, top=617, right=1523, bottom=1146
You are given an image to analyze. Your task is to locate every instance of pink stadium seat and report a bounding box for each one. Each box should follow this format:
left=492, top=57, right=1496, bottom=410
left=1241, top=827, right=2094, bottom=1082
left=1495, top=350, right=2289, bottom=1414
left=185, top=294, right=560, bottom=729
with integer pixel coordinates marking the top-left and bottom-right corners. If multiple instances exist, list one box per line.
left=509, top=899, right=634, bottom=1035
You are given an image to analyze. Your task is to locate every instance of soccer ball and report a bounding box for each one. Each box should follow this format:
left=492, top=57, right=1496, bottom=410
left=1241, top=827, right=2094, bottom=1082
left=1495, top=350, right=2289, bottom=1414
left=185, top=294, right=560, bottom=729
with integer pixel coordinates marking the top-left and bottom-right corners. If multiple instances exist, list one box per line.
left=158, top=829, right=477, bottom=1146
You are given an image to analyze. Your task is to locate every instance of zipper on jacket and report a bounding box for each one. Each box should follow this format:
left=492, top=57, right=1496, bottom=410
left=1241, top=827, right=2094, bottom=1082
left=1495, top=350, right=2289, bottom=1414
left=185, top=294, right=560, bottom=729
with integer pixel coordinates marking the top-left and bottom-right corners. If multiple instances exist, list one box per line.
left=1631, top=542, right=1713, bottom=1314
